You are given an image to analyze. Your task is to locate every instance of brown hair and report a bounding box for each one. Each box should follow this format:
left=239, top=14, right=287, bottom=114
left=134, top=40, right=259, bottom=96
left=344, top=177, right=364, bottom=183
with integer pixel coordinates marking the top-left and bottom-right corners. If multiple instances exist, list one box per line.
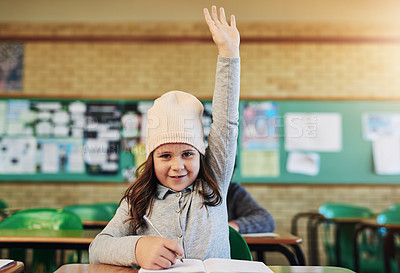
left=121, top=152, right=222, bottom=233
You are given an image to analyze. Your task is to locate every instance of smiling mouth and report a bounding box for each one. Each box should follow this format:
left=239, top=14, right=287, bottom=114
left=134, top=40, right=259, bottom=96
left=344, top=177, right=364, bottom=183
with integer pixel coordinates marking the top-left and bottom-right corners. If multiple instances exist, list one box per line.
left=170, top=175, right=186, bottom=178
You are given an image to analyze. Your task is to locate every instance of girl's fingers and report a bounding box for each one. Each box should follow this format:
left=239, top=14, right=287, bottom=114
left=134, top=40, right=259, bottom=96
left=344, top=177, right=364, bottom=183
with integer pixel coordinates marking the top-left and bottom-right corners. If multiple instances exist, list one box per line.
left=203, top=8, right=213, bottom=25
left=219, top=7, right=228, bottom=25
left=211, top=5, right=221, bottom=25
left=231, top=15, right=236, bottom=28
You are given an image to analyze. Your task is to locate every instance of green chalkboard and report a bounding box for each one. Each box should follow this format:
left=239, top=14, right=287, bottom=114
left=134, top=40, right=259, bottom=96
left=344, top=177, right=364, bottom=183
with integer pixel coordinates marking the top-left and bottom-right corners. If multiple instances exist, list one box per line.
left=232, top=101, right=400, bottom=184
left=2, top=98, right=400, bottom=184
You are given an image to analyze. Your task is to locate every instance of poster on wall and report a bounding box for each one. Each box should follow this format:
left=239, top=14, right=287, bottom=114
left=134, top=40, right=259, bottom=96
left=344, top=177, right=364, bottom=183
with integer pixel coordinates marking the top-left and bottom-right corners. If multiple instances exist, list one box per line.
left=285, top=113, right=342, bottom=152
left=240, top=102, right=280, bottom=177
left=362, top=113, right=400, bottom=141
left=0, top=43, right=24, bottom=92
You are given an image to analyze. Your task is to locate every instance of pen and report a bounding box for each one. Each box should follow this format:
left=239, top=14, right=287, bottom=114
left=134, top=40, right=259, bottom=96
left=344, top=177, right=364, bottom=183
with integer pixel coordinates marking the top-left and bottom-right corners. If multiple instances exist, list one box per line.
left=143, top=214, right=184, bottom=263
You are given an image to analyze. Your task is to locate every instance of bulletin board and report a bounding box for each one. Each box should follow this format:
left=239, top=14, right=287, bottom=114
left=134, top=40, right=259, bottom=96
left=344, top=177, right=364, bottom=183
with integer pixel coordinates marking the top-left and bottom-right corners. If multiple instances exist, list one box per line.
left=1, top=98, right=400, bottom=184
left=0, top=98, right=152, bottom=183
left=232, top=100, right=400, bottom=184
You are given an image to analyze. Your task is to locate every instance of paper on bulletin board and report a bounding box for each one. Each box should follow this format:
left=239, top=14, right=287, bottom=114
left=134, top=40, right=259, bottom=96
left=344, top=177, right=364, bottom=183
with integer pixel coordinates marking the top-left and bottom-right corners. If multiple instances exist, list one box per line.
left=373, top=136, right=400, bottom=175
left=38, top=138, right=84, bottom=173
left=0, top=101, right=6, bottom=134
left=240, top=102, right=280, bottom=177
left=285, top=113, right=342, bottom=152
left=241, top=150, right=279, bottom=177
left=241, top=102, right=279, bottom=150
left=0, top=137, right=36, bottom=173
left=287, top=152, right=320, bottom=176
left=362, top=113, right=400, bottom=141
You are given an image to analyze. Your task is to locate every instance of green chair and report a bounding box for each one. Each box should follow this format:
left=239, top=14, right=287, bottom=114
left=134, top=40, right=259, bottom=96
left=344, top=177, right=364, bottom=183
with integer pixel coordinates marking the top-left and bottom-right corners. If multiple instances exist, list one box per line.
left=63, top=204, right=114, bottom=222
left=318, top=202, right=374, bottom=270
left=0, top=199, right=8, bottom=222
left=368, top=208, right=400, bottom=273
left=91, top=202, right=118, bottom=218
left=229, top=226, right=253, bottom=261
left=0, top=199, right=7, bottom=210
left=389, top=203, right=400, bottom=212
left=0, top=208, right=82, bottom=273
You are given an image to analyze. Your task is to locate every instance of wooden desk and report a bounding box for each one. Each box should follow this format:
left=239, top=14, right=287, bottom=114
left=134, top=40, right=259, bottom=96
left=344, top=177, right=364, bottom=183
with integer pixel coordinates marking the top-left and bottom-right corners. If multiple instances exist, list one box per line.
left=1, top=227, right=304, bottom=267
left=0, top=229, right=98, bottom=250
left=54, top=263, right=356, bottom=273
left=243, top=231, right=305, bottom=266
left=0, top=262, right=24, bottom=273
left=82, top=221, right=109, bottom=230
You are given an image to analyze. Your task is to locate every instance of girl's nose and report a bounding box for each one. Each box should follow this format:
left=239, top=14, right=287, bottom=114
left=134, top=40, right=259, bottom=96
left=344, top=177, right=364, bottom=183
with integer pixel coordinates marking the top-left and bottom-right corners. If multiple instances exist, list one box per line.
left=171, top=157, right=184, bottom=170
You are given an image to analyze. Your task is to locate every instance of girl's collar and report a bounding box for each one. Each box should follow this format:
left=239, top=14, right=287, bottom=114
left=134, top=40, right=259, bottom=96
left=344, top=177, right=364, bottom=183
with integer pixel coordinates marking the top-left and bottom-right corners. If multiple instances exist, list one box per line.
left=155, top=183, right=195, bottom=200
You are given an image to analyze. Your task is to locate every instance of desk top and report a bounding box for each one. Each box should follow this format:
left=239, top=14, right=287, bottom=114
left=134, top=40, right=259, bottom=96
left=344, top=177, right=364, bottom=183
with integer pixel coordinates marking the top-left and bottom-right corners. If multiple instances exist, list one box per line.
left=358, top=219, right=400, bottom=229
left=54, top=264, right=355, bottom=273
left=0, top=228, right=301, bottom=247
left=0, top=229, right=97, bottom=247
left=243, top=230, right=302, bottom=245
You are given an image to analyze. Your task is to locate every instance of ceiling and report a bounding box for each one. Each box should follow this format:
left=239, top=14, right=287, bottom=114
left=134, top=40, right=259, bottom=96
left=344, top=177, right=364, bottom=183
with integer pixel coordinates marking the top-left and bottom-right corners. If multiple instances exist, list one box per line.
left=0, top=0, right=400, bottom=23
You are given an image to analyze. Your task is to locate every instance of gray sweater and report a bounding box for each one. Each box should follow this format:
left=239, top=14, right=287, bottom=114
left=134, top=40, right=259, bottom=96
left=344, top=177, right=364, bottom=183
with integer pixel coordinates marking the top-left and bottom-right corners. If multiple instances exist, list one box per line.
left=89, top=56, right=240, bottom=267
left=227, top=182, right=275, bottom=234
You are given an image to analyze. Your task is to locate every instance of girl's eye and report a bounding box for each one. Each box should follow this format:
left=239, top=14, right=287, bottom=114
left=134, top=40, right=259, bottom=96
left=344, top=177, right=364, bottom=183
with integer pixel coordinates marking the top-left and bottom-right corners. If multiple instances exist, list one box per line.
left=160, top=154, right=171, bottom=159
left=182, top=152, right=193, bottom=158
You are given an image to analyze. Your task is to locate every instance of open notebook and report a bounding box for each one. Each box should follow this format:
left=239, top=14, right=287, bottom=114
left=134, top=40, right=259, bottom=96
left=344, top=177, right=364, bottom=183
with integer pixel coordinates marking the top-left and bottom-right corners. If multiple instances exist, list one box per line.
left=139, top=258, right=273, bottom=273
left=0, top=259, right=15, bottom=270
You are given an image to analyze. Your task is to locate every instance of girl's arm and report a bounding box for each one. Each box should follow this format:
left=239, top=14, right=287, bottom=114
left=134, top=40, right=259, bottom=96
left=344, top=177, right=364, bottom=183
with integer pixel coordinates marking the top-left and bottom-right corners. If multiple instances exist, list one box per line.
left=89, top=200, right=183, bottom=269
left=203, top=6, right=240, bottom=195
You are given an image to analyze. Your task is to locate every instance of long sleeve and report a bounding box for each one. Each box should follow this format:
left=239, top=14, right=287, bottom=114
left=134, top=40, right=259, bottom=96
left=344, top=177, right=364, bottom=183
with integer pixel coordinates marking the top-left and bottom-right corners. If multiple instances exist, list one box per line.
left=206, top=56, right=240, bottom=197
left=227, top=183, right=275, bottom=234
left=89, top=200, right=141, bottom=266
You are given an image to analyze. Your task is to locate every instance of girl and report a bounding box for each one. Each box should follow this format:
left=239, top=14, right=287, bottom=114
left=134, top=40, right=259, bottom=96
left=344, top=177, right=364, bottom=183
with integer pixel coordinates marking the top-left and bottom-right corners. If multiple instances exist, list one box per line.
left=89, top=6, right=240, bottom=270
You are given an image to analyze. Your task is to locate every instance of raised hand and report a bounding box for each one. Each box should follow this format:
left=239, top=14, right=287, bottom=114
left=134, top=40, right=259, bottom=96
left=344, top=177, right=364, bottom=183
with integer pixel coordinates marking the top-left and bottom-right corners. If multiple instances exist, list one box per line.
left=203, top=6, right=240, bottom=58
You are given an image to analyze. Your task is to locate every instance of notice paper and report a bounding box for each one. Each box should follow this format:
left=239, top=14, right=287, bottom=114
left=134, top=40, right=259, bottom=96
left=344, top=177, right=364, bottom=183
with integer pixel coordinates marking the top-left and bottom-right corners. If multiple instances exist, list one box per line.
left=287, top=152, right=320, bottom=176
left=373, top=136, right=400, bottom=175
left=285, top=113, right=342, bottom=152
left=363, top=113, right=400, bottom=141
left=241, top=150, right=279, bottom=177
left=0, top=137, right=36, bottom=174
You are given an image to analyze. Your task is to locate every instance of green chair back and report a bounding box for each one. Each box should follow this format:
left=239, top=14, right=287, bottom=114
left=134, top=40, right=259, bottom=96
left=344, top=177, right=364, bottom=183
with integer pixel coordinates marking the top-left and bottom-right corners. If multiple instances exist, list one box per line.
left=63, top=204, right=114, bottom=222
left=0, top=208, right=83, bottom=230
left=377, top=208, right=400, bottom=225
left=356, top=208, right=400, bottom=273
left=91, top=202, right=118, bottom=218
left=0, top=208, right=83, bottom=273
left=0, top=199, right=8, bottom=222
left=0, top=199, right=7, bottom=210
left=318, top=203, right=374, bottom=271
left=229, top=226, right=253, bottom=261
left=319, top=202, right=375, bottom=219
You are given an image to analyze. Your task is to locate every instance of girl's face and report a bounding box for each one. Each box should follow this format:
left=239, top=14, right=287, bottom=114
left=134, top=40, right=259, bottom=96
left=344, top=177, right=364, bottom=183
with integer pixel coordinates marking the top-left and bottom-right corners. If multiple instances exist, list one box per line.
left=153, top=143, right=200, bottom=192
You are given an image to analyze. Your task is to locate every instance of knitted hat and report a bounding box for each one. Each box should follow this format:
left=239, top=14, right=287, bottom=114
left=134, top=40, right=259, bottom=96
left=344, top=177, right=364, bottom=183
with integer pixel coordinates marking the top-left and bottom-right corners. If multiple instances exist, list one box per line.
left=145, top=91, right=206, bottom=158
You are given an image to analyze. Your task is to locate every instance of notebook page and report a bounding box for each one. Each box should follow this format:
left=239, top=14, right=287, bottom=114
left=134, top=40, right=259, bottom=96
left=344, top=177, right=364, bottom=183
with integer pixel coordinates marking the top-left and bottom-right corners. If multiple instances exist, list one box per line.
left=139, top=259, right=206, bottom=273
left=203, top=258, right=273, bottom=273
left=0, top=259, right=14, bottom=269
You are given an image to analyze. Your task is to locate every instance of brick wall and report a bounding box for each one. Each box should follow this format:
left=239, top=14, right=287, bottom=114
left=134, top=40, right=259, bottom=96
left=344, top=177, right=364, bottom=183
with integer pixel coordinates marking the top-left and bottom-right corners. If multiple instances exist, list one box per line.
left=1, top=22, right=400, bottom=265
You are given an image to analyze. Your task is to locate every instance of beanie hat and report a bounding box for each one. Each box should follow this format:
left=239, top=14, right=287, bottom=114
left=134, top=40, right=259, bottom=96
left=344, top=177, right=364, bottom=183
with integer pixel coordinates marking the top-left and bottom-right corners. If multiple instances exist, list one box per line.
left=145, top=91, right=206, bottom=158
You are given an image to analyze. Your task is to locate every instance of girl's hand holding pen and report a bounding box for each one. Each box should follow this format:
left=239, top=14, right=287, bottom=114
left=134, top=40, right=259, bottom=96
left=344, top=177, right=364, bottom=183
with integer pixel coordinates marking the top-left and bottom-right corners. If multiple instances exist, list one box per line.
left=135, top=236, right=184, bottom=270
